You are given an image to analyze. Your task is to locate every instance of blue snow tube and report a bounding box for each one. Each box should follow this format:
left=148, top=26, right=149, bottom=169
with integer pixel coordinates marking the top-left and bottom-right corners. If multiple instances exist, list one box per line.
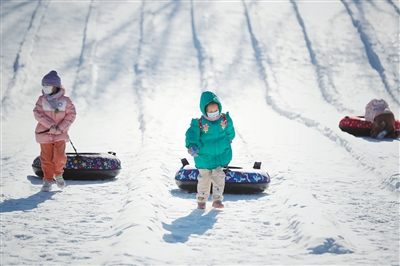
left=174, top=158, right=271, bottom=194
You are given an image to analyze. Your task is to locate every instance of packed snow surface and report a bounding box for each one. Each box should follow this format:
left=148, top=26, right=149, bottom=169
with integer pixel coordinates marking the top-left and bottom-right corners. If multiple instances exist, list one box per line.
left=1, top=1, right=399, bottom=265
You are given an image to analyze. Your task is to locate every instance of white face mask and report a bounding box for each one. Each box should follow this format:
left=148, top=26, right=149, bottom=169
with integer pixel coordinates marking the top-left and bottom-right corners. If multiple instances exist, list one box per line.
left=42, top=86, right=53, bottom=94
left=207, top=110, right=220, bottom=119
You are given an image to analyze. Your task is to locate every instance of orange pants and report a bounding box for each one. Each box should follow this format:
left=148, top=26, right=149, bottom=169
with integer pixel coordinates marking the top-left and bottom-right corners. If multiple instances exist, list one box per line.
left=40, top=141, right=67, bottom=182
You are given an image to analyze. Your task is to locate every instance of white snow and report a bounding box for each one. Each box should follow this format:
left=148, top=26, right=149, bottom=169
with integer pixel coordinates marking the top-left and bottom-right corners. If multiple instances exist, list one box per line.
left=1, top=1, right=399, bottom=265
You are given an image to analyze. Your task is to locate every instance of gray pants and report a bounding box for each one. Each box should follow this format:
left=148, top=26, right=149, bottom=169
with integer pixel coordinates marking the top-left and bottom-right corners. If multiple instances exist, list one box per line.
left=196, top=167, right=225, bottom=203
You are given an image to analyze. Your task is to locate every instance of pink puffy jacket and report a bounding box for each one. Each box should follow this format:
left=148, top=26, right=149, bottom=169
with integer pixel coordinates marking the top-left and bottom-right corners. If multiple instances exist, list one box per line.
left=364, top=99, right=393, bottom=123
left=33, top=86, right=76, bottom=144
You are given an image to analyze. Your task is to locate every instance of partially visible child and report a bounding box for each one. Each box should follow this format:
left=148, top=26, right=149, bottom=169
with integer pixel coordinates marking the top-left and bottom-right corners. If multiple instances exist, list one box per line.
left=185, top=91, right=235, bottom=209
left=365, top=99, right=397, bottom=139
left=33, top=70, right=77, bottom=192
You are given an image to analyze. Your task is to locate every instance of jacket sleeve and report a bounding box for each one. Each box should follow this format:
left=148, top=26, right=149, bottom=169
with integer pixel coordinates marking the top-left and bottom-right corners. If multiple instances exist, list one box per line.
left=225, top=112, right=235, bottom=141
left=57, top=97, right=76, bottom=132
left=33, top=97, right=55, bottom=129
left=185, top=118, right=201, bottom=149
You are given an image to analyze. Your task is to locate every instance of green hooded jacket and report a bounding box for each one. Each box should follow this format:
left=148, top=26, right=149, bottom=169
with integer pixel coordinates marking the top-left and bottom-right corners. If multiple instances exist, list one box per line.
left=185, top=91, right=235, bottom=169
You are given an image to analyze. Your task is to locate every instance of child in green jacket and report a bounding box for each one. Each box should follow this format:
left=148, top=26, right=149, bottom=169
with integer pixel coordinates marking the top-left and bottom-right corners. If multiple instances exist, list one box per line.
left=185, top=91, right=235, bottom=209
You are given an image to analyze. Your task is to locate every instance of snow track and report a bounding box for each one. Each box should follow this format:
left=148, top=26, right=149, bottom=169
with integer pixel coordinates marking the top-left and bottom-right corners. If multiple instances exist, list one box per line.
left=342, top=0, right=399, bottom=106
left=1, top=1, right=399, bottom=265
left=1, top=1, right=48, bottom=119
left=70, top=0, right=99, bottom=110
left=290, top=0, right=351, bottom=113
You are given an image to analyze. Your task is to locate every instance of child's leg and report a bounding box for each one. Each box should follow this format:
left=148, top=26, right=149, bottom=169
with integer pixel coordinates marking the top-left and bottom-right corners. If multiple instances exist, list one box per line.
left=210, top=167, right=225, bottom=202
left=53, top=141, right=67, bottom=177
left=40, top=143, right=55, bottom=183
left=197, top=169, right=212, bottom=202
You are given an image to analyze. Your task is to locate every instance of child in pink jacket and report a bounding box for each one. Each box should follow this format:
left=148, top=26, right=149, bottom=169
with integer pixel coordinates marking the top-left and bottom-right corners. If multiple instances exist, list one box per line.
left=364, top=99, right=396, bottom=139
left=33, top=70, right=76, bottom=192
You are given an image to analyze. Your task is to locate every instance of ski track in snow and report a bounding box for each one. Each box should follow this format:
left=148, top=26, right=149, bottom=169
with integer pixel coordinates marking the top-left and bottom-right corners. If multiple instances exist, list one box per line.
left=1, top=1, right=399, bottom=265
left=1, top=1, right=48, bottom=118
left=387, top=0, right=400, bottom=14
left=132, top=1, right=147, bottom=141
left=342, top=0, right=399, bottom=106
left=70, top=0, right=97, bottom=107
left=290, top=0, right=352, bottom=113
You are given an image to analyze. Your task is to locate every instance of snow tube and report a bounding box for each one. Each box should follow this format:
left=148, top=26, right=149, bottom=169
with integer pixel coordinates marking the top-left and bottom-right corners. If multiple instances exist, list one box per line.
left=174, top=159, right=271, bottom=194
left=339, top=116, right=400, bottom=137
left=32, top=152, right=121, bottom=181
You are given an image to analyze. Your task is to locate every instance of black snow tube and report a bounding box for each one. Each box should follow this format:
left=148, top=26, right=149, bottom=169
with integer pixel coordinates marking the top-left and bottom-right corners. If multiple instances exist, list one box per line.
left=32, top=152, right=121, bottom=181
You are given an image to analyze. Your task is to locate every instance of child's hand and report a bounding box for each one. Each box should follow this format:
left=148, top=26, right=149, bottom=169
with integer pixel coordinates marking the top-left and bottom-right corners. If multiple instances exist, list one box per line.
left=49, top=126, right=63, bottom=135
left=188, top=146, right=199, bottom=157
left=49, top=126, right=58, bottom=134
left=54, top=126, right=63, bottom=135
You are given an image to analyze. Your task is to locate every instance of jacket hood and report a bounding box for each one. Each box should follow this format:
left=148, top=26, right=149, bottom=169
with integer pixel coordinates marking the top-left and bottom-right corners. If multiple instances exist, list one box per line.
left=199, top=91, right=222, bottom=116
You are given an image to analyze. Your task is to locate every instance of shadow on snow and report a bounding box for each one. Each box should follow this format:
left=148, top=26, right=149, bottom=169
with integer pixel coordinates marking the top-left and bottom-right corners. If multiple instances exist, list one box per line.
left=162, top=209, right=220, bottom=243
left=1, top=191, right=60, bottom=213
left=26, top=175, right=119, bottom=185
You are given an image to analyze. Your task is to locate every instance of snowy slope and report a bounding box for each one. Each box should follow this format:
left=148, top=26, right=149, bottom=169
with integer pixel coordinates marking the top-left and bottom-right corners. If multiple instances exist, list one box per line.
left=1, top=1, right=399, bottom=265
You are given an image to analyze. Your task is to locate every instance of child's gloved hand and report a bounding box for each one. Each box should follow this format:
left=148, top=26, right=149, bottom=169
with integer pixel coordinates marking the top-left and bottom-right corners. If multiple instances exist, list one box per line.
left=49, top=125, right=63, bottom=135
left=49, top=126, right=58, bottom=134
left=54, top=126, right=63, bottom=135
left=377, top=130, right=387, bottom=139
left=188, top=146, right=199, bottom=157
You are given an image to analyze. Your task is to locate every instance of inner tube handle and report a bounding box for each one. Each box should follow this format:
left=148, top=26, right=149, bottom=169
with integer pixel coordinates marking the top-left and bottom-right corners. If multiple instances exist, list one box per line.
left=68, top=139, right=81, bottom=158
left=181, top=158, right=189, bottom=167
